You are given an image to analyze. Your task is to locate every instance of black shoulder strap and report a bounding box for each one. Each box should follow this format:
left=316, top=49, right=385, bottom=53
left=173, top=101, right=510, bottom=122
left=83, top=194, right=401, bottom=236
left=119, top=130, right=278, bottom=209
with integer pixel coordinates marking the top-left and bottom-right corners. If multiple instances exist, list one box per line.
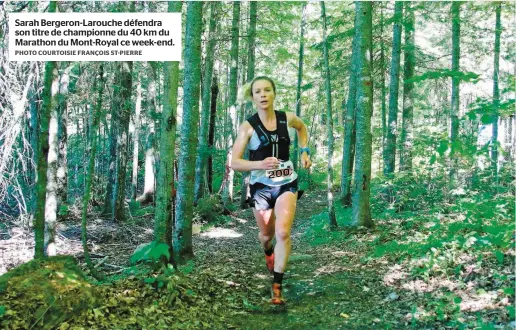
left=246, top=113, right=260, bottom=129
left=276, top=111, right=289, bottom=138
left=247, top=113, right=268, bottom=144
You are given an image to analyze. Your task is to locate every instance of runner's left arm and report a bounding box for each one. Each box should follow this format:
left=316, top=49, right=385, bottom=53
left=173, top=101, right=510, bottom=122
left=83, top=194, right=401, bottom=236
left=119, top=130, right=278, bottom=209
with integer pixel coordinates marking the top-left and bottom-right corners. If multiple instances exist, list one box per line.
left=286, top=112, right=312, bottom=169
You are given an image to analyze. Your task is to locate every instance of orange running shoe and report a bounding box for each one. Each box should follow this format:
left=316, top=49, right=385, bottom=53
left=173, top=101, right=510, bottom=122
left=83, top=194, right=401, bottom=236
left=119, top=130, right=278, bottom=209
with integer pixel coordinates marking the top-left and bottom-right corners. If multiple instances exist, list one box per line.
left=265, top=253, right=274, bottom=273
left=271, top=283, right=285, bottom=305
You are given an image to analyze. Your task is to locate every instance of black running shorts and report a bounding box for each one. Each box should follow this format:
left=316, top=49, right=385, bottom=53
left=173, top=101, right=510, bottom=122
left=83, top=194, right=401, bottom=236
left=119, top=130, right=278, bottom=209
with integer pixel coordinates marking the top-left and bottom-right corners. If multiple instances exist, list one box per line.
left=250, top=179, right=298, bottom=211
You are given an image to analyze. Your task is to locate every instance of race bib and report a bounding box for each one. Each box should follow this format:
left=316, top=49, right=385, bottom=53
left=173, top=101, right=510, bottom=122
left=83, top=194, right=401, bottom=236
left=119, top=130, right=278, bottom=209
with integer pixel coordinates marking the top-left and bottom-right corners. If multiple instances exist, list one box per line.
left=265, top=160, right=294, bottom=182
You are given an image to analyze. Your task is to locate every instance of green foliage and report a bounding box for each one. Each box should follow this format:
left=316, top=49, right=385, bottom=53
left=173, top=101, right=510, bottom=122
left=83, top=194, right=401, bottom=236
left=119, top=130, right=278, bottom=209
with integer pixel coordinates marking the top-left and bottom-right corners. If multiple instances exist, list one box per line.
left=0, top=257, right=98, bottom=329
left=303, top=202, right=353, bottom=246
left=371, top=171, right=446, bottom=215
left=130, top=241, right=170, bottom=266
left=466, top=97, right=516, bottom=122
left=194, top=194, right=224, bottom=223
left=144, top=264, right=176, bottom=290
left=178, top=260, right=196, bottom=275
left=58, top=204, right=69, bottom=217
left=405, top=69, right=480, bottom=84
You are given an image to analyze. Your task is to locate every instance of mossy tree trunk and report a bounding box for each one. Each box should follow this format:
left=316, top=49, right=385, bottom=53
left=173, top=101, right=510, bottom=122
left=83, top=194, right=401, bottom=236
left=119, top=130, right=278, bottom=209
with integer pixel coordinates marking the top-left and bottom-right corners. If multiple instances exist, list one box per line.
left=34, top=1, right=57, bottom=259
left=174, top=1, right=204, bottom=263
left=383, top=1, right=403, bottom=175
left=351, top=0, right=373, bottom=228
left=154, top=1, right=182, bottom=257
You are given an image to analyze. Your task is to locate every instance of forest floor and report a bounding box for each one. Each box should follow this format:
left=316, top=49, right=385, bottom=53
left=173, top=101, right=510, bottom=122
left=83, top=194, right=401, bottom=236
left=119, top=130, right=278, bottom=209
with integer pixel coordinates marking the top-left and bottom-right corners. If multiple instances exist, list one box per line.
left=0, top=187, right=514, bottom=329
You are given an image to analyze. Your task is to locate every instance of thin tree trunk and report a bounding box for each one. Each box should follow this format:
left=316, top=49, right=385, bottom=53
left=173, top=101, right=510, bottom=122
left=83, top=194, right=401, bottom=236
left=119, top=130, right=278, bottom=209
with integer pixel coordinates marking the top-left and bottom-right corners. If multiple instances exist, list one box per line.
left=131, top=73, right=142, bottom=201
left=239, top=1, right=257, bottom=209
left=207, top=74, right=219, bottom=194
left=28, top=75, right=40, bottom=214
left=321, top=1, right=337, bottom=229
left=383, top=1, right=403, bottom=175
left=222, top=1, right=240, bottom=205
left=82, top=63, right=106, bottom=279
left=449, top=2, right=461, bottom=188
left=138, top=62, right=158, bottom=205
left=44, top=99, right=59, bottom=256
left=380, top=3, right=387, bottom=153
left=194, top=2, right=220, bottom=204
left=56, top=64, right=71, bottom=216
left=490, top=2, right=501, bottom=181
left=351, top=0, right=373, bottom=228
left=293, top=3, right=307, bottom=171
left=399, top=3, right=415, bottom=172
left=341, top=15, right=358, bottom=206
left=104, top=72, right=118, bottom=215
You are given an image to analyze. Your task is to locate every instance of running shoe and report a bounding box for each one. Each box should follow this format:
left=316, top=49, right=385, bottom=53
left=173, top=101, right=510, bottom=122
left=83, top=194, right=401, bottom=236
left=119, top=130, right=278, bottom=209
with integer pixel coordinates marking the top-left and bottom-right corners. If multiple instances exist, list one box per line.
left=271, top=283, right=285, bottom=305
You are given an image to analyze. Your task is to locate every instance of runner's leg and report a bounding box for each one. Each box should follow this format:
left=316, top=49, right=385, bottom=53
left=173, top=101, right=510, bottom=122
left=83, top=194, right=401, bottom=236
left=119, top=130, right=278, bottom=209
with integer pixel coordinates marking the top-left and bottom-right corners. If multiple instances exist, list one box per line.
left=253, top=208, right=276, bottom=251
left=273, top=191, right=297, bottom=273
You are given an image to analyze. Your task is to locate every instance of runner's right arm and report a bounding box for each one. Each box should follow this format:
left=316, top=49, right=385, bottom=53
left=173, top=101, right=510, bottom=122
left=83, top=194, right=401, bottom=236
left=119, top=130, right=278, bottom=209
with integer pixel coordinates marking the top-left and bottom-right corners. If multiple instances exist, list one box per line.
left=231, top=122, right=280, bottom=172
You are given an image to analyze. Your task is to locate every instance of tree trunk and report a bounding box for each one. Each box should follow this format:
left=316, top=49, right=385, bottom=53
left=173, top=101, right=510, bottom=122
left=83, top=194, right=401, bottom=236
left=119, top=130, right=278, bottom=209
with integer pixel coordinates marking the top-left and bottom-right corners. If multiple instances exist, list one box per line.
left=174, top=1, right=203, bottom=263
left=28, top=75, right=40, bottom=214
left=34, top=5, right=57, bottom=260
left=222, top=1, right=240, bottom=205
left=44, top=98, right=59, bottom=256
left=104, top=71, right=118, bottom=215
left=449, top=1, right=461, bottom=188
left=154, top=1, right=182, bottom=258
left=292, top=3, right=306, bottom=171
left=194, top=2, right=220, bottom=204
left=239, top=1, right=257, bottom=209
left=399, top=3, right=415, bottom=172
left=113, top=61, right=133, bottom=221
left=56, top=64, right=71, bottom=218
left=207, top=74, right=219, bottom=194
left=490, top=2, right=501, bottom=181
left=341, top=15, right=358, bottom=206
left=320, top=1, right=337, bottom=229
left=380, top=3, right=387, bottom=155
left=81, top=63, right=106, bottom=279
left=138, top=121, right=156, bottom=204
left=131, top=73, right=142, bottom=201
left=138, top=62, right=158, bottom=205
left=351, top=0, right=373, bottom=228
left=383, top=1, right=403, bottom=175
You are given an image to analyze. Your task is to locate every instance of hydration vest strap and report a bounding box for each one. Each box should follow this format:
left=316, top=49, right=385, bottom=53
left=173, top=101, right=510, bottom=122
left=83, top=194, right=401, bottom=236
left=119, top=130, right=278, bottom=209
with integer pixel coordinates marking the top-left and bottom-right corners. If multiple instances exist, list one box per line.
left=247, top=111, right=289, bottom=161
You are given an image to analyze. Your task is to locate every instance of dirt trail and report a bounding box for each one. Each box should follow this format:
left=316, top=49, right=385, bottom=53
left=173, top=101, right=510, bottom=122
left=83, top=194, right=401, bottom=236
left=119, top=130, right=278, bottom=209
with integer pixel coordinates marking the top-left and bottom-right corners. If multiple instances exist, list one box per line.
left=193, top=193, right=393, bottom=329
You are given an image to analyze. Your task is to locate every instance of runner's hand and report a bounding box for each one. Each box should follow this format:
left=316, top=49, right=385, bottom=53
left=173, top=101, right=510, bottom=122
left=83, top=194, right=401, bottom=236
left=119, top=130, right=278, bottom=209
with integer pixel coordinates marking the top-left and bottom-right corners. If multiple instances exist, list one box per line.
left=301, top=153, right=312, bottom=169
left=261, top=157, right=280, bottom=170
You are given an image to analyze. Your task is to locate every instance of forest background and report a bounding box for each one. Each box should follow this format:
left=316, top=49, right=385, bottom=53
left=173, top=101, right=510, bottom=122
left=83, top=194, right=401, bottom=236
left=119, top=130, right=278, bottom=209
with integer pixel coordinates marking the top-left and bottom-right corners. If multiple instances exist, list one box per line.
left=0, top=1, right=514, bottom=329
